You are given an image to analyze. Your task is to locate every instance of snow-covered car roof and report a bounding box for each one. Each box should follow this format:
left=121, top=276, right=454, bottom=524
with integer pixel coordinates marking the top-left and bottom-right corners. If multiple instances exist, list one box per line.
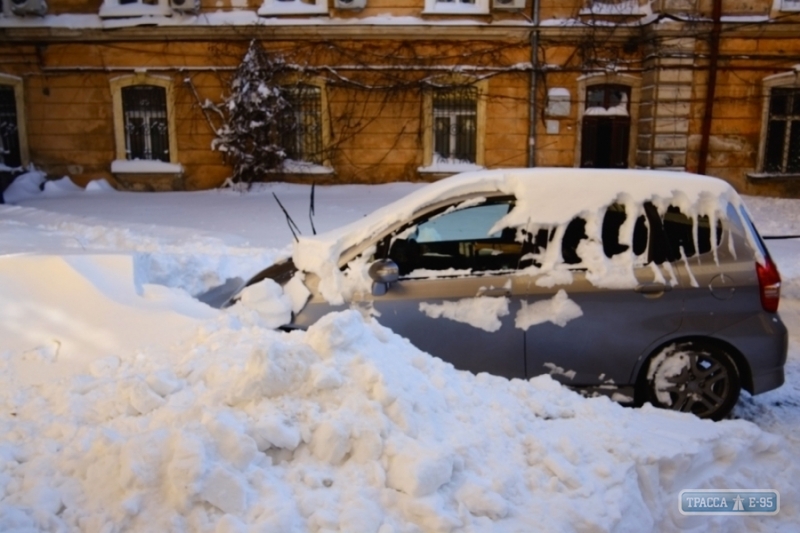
left=293, top=168, right=743, bottom=284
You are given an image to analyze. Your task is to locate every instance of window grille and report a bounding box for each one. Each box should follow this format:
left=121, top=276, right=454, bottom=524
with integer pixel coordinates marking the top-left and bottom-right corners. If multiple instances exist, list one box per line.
left=433, top=86, right=478, bottom=164
left=121, top=85, right=169, bottom=162
left=0, top=85, right=21, bottom=168
left=281, top=84, right=323, bottom=164
left=764, top=88, right=800, bottom=174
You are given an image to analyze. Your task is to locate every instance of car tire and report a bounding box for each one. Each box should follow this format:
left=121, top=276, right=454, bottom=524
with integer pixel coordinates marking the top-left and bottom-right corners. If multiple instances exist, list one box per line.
left=642, top=341, right=741, bottom=421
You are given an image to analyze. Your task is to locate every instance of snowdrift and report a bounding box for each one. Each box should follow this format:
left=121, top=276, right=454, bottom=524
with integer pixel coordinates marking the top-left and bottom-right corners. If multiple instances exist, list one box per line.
left=1, top=307, right=797, bottom=532
left=2, top=177, right=799, bottom=532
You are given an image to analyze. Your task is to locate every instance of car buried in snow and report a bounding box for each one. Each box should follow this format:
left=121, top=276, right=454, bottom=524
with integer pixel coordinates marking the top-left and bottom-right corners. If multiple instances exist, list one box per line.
left=224, top=168, right=787, bottom=421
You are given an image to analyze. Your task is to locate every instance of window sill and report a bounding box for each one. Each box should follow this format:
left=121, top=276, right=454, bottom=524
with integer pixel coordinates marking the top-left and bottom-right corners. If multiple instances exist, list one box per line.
left=111, top=160, right=183, bottom=174
left=111, top=160, right=184, bottom=191
left=421, top=7, right=491, bottom=16
left=747, top=172, right=800, bottom=181
left=418, top=162, right=484, bottom=175
left=267, top=160, right=334, bottom=175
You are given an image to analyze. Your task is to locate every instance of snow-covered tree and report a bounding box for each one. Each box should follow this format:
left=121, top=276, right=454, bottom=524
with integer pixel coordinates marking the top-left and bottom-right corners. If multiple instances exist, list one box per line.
left=214, top=41, right=294, bottom=186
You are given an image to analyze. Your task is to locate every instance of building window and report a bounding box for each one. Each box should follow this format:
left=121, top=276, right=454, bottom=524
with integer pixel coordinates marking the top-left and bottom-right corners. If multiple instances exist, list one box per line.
left=580, top=84, right=631, bottom=169
left=433, top=87, right=478, bottom=164
left=763, top=88, right=800, bottom=174
left=574, top=73, right=641, bottom=169
left=258, top=0, right=328, bottom=16
left=0, top=85, right=21, bottom=168
left=99, top=0, right=171, bottom=17
left=281, top=84, right=323, bottom=165
left=780, top=0, right=800, bottom=12
left=121, top=85, right=170, bottom=162
left=110, top=74, right=178, bottom=170
left=0, top=75, right=28, bottom=169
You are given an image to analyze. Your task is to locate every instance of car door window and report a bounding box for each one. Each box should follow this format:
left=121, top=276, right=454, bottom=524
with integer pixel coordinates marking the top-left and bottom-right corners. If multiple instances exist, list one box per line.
left=384, top=198, right=521, bottom=276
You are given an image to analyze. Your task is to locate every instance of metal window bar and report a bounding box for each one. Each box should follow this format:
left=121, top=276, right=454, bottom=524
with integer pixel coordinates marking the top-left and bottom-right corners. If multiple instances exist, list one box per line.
left=433, top=86, right=478, bottom=164
left=0, top=85, right=21, bottom=168
left=121, top=85, right=170, bottom=162
left=765, top=88, right=800, bottom=174
left=281, top=84, right=323, bottom=165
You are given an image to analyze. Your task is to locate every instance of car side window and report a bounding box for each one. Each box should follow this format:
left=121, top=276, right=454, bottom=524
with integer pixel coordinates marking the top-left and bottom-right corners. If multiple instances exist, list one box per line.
left=602, top=203, right=648, bottom=259
left=662, top=205, right=723, bottom=259
left=530, top=204, right=650, bottom=267
left=385, top=198, right=521, bottom=276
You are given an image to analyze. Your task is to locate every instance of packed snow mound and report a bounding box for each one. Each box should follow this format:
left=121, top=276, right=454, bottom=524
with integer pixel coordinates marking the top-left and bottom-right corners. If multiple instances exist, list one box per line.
left=1, top=309, right=797, bottom=532
left=0, top=204, right=279, bottom=296
left=0, top=254, right=217, bottom=384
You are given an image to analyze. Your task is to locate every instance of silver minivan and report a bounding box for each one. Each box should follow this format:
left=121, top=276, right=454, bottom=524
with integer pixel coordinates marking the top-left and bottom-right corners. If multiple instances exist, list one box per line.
left=229, top=169, right=787, bottom=420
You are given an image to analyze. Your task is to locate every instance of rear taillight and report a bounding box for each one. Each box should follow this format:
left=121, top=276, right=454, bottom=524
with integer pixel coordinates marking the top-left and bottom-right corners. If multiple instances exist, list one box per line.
left=756, top=256, right=781, bottom=313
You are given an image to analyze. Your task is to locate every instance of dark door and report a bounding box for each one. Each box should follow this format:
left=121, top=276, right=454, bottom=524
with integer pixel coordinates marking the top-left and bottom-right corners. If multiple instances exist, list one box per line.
left=0, top=85, right=21, bottom=168
left=581, top=84, right=631, bottom=169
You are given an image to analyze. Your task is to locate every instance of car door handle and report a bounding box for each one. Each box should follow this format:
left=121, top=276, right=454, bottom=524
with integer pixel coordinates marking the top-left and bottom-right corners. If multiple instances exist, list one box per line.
left=478, top=288, right=511, bottom=297
left=635, top=283, right=672, bottom=295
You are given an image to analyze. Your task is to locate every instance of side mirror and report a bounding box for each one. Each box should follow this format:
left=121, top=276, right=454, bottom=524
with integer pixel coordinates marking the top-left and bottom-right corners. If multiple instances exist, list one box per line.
left=368, top=259, right=399, bottom=296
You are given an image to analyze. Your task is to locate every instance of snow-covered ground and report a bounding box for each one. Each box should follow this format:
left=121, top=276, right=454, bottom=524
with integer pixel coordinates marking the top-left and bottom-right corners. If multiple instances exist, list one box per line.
left=1, top=172, right=799, bottom=532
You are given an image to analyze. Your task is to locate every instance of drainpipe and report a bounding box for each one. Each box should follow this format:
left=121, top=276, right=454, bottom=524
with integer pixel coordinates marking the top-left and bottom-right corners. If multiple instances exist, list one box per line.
left=527, top=0, right=540, bottom=167
left=697, top=0, right=721, bottom=175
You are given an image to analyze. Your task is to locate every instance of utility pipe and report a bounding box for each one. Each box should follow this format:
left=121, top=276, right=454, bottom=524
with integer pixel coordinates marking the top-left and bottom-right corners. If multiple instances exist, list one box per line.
left=697, top=0, right=722, bottom=175
left=527, top=0, right=540, bottom=167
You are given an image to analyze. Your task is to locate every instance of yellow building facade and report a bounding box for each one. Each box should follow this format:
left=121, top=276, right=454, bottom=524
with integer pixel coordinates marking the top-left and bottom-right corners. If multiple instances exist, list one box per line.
left=1, top=0, right=799, bottom=195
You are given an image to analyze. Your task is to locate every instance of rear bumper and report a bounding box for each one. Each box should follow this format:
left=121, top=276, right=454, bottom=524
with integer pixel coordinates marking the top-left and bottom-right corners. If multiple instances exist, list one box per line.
left=751, top=367, right=785, bottom=395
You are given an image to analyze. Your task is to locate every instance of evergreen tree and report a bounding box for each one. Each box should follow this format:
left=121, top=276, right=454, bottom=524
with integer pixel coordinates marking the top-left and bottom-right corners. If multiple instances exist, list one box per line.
left=214, top=41, right=294, bottom=187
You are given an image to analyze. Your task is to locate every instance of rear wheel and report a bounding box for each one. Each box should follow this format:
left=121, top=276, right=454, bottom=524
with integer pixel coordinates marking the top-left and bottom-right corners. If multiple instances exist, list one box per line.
left=643, top=342, right=741, bottom=421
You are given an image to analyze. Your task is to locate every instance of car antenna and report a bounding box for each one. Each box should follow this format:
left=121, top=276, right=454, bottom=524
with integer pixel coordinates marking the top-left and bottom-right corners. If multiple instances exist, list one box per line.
left=309, top=181, right=317, bottom=236
left=272, top=192, right=301, bottom=243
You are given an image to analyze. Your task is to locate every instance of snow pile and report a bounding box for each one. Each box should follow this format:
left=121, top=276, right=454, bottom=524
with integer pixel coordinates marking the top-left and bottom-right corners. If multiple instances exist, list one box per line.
left=0, top=254, right=217, bottom=383
left=1, top=174, right=799, bottom=532
left=1, top=309, right=798, bottom=532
